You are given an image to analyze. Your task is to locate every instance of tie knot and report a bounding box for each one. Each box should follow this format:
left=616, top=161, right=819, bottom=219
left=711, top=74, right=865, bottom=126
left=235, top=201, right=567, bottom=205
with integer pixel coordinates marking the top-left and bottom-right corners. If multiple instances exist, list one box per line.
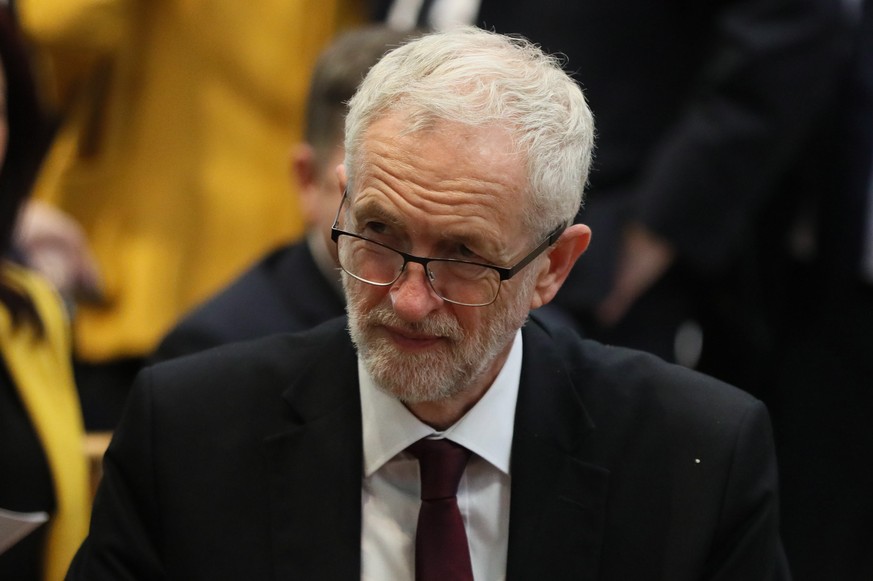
left=408, top=438, right=471, bottom=501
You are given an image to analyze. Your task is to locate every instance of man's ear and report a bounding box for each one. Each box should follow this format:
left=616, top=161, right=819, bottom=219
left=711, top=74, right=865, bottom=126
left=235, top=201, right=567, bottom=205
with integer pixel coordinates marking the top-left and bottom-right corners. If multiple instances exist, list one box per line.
left=292, top=144, right=320, bottom=224
left=336, top=162, right=348, bottom=193
left=292, top=144, right=318, bottom=189
left=529, top=223, right=591, bottom=310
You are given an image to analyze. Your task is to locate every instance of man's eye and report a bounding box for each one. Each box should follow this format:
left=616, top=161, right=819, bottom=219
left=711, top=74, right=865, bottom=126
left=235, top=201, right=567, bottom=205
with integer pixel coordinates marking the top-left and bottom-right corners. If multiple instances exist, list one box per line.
left=362, top=222, right=400, bottom=246
left=453, top=244, right=484, bottom=262
left=363, top=221, right=387, bottom=235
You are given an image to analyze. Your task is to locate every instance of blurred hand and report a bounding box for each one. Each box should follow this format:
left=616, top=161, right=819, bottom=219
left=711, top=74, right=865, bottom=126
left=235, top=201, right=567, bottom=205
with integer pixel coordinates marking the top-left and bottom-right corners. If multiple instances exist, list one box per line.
left=597, top=223, right=675, bottom=327
left=16, top=200, right=104, bottom=303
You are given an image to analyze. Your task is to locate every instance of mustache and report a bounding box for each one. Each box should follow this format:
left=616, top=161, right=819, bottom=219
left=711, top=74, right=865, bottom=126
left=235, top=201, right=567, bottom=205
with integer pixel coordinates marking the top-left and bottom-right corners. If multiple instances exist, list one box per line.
left=362, top=304, right=465, bottom=342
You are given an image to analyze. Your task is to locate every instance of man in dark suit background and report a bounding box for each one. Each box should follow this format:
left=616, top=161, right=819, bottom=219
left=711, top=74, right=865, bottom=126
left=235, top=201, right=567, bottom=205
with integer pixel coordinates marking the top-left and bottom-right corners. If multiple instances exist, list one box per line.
left=68, top=27, right=788, bottom=579
left=151, top=27, right=417, bottom=362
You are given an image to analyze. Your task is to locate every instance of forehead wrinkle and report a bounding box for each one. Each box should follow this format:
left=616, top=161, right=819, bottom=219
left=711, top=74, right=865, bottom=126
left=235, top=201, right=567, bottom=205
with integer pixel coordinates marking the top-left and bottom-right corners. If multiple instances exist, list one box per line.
left=357, top=179, right=527, bottom=262
left=360, top=117, right=523, bottom=195
left=349, top=197, right=405, bottom=231
left=354, top=188, right=513, bottom=261
left=354, top=113, right=531, bottom=258
left=357, top=162, right=515, bottom=224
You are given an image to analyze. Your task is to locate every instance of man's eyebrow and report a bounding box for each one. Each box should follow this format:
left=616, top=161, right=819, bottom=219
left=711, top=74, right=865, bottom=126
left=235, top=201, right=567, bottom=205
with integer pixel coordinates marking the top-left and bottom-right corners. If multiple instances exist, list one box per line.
left=350, top=199, right=405, bottom=230
left=434, top=227, right=506, bottom=262
left=439, top=228, right=486, bottom=249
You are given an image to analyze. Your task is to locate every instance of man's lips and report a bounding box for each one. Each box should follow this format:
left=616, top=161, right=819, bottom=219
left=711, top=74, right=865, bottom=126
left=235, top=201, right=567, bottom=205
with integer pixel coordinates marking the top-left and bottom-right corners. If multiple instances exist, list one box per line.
left=380, top=325, right=446, bottom=350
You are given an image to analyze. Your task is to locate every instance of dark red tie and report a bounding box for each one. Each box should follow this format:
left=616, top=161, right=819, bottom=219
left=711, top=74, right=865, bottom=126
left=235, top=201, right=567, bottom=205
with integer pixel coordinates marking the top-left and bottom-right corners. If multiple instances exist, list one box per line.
left=408, top=438, right=474, bottom=581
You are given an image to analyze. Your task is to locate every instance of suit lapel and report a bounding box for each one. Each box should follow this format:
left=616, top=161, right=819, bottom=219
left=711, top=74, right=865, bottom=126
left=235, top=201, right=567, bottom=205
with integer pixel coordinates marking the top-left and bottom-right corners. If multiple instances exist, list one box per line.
left=507, top=320, right=610, bottom=581
left=258, top=317, right=610, bottom=579
left=264, top=324, right=363, bottom=580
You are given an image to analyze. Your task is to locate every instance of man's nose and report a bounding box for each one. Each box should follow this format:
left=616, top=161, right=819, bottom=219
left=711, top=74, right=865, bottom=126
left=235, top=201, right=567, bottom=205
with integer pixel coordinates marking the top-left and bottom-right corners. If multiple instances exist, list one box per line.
left=389, top=263, right=444, bottom=321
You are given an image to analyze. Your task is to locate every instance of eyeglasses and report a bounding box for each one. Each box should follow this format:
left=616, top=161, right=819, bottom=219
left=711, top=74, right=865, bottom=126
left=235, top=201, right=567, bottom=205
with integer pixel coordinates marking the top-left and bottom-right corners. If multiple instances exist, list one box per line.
left=330, top=189, right=565, bottom=307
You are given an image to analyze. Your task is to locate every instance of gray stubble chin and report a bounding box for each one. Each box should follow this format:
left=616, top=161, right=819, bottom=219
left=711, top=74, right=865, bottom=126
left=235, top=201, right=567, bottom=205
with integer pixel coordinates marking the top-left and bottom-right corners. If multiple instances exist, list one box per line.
left=343, top=269, right=533, bottom=404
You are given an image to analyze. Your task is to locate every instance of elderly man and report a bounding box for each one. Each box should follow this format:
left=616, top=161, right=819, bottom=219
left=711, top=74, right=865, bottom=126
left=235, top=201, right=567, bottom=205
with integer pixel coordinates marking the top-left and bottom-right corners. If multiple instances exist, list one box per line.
left=68, top=27, right=787, bottom=580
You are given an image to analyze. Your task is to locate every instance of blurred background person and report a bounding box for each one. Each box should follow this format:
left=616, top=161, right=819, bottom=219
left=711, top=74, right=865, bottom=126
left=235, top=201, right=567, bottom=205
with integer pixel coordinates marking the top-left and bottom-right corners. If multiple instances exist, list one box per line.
left=372, top=0, right=851, bottom=396
left=153, top=25, right=416, bottom=363
left=0, top=6, right=89, bottom=580
left=769, top=0, right=873, bottom=577
left=11, top=0, right=364, bottom=429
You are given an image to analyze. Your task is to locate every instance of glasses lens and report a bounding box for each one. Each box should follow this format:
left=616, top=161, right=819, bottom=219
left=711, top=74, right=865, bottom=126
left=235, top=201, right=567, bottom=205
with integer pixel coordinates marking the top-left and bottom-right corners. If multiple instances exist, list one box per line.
left=337, top=235, right=404, bottom=285
left=428, top=260, right=500, bottom=306
left=336, top=233, right=501, bottom=306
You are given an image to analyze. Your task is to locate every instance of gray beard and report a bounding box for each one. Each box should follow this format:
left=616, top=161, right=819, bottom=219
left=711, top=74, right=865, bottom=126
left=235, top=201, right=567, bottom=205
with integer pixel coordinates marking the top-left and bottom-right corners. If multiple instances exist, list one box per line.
left=344, top=277, right=531, bottom=404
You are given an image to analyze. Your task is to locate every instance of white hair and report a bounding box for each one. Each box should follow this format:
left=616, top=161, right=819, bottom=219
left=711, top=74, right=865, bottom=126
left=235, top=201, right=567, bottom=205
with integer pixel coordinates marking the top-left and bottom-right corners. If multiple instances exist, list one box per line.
left=344, top=26, right=595, bottom=236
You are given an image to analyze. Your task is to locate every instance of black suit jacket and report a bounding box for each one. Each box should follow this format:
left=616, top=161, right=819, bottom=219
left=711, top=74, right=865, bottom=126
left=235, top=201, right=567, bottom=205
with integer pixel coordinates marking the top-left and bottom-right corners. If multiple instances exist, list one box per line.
left=152, top=241, right=345, bottom=362
left=69, top=316, right=787, bottom=580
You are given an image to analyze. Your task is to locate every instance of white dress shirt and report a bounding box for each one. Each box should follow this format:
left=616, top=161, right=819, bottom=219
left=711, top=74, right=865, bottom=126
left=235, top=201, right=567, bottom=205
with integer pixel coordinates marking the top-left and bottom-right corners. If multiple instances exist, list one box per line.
left=360, top=330, right=522, bottom=580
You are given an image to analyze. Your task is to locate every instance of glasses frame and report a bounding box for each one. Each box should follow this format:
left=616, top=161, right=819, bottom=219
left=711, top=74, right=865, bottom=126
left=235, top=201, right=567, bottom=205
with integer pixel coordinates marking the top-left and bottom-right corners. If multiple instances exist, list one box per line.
left=330, top=188, right=565, bottom=306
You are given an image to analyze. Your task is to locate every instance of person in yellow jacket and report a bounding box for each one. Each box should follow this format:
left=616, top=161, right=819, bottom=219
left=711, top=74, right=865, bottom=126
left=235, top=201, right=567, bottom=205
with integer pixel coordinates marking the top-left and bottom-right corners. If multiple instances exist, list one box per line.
left=0, top=9, right=89, bottom=580
left=14, top=0, right=364, bottom=428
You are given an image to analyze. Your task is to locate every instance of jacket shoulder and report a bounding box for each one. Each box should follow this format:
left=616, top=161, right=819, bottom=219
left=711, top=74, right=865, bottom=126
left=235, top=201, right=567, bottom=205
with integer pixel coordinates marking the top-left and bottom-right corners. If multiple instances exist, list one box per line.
left=146, top=316, right=351, bottom=402
left=528, top=316, right=763, bottom=432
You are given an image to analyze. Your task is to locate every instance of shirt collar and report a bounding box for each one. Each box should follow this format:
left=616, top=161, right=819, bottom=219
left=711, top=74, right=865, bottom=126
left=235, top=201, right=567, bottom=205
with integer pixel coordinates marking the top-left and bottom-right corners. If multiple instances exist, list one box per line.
left=360, top=329, right=523, bottom=477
